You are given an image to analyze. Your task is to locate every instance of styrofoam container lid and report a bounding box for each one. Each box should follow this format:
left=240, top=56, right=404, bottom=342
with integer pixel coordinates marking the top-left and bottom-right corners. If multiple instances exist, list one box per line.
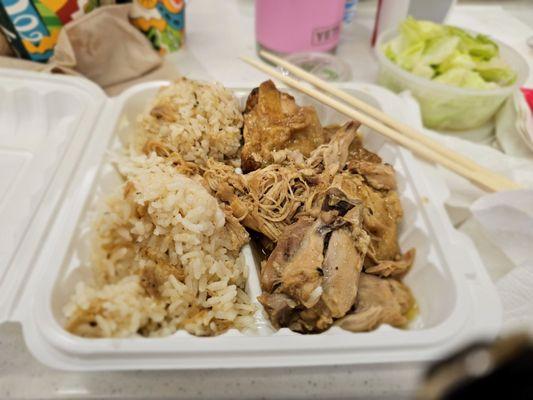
left=0, top=68, right=502, bottom=371
left=0, top=69, right=107, bottom=322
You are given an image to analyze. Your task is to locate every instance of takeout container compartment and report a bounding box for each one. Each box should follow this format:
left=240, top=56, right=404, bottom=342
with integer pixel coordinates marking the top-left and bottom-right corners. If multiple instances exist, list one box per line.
left=375, top=28, right=529, bottom=131
left=0, top=69, right=501, bottom=370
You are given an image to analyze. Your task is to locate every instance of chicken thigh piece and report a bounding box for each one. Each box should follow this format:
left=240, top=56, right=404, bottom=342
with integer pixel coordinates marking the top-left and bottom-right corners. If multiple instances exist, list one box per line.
left=335, top=273, right=414, bottom=332
left=241, top=80, right=328, bottom=172
left=259, top=193, right=370, bottom=332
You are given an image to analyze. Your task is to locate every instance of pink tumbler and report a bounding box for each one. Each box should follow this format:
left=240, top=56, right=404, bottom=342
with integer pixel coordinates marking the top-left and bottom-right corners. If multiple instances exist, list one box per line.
left=256, top=0, right=346, bottom=55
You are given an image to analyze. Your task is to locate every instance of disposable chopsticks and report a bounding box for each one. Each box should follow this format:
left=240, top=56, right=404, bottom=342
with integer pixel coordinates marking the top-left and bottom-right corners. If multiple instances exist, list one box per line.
left=240, top=53, right=522, bottom=192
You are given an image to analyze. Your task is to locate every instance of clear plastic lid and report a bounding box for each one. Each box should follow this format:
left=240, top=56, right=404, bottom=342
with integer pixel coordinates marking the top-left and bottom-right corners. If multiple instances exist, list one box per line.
left=281, top=52, right=352, bottom=82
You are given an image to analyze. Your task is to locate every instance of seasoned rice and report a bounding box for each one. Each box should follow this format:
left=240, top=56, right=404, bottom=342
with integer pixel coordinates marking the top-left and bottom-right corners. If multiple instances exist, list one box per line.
left=64, top=155, right=255, bottom=337
left=134, top=77, right=243, bottom=165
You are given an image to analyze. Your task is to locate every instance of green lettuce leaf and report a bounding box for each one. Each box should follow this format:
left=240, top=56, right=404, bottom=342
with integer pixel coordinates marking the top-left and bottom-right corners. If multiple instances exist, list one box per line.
left=437, top=51, right=476, bottom=74
left=434, top=68, right=498, bottom=89
left=381, top=17, right=516, bottom=89
left=475, top=58, right=517, bottom=86
left=395, top=41, right=425, bottom=70
left=445, top=26, right=498, bottom=60
left=412, top=63, right=435, bottom=79
left=421, top=36, right=459, bottom=66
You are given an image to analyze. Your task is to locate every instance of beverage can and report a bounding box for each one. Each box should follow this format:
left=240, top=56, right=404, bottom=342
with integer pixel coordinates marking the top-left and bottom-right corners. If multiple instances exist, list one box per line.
left=130, top=0, right=184, bottom=54
left=0, top=0, right=98, bottom=62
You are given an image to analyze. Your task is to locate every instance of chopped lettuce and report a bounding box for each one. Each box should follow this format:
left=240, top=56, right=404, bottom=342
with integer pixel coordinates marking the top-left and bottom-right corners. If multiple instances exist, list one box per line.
left=421, top=36, right=460, bottom=66
left=437, top=51, right=477, bottom=74
left=395, top=41, right=425, bottom=70
left=383, top=16, right=516, bottom=90
left=446, top=27, right=498, bottom=60
left=434, top=68, right=498, bottom=89
left=412, top=63, right=435, bottom=79
left=475, top=58, right=517, bottom=86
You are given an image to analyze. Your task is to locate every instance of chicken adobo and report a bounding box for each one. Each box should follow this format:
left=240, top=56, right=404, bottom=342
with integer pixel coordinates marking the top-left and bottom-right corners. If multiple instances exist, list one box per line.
left=203, top=81, right=416, bottom=333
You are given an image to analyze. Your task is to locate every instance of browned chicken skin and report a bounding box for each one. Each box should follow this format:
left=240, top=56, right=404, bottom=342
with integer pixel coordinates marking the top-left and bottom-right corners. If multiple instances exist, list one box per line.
left=241, top=80, right=328, bottom=172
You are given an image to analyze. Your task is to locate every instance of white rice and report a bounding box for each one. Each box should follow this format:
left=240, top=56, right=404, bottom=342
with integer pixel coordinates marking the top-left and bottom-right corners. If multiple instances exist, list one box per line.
left=64, top=158, right=254, bottom=337
left=64, top=78, right=254, bottom=337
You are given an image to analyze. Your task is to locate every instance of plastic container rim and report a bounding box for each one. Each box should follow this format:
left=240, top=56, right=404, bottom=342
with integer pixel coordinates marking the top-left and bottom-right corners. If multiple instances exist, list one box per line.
left=374, top=27, right=529, bottom=97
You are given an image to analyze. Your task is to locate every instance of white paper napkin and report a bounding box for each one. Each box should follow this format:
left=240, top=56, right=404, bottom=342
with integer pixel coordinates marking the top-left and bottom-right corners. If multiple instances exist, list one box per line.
left=400, top=92, right=533, bottom=334
left=497, top=265, right=533, bottom=335
left=495, top=92, right=533, bottom=157
left=471, top=191, right=533, bottom=267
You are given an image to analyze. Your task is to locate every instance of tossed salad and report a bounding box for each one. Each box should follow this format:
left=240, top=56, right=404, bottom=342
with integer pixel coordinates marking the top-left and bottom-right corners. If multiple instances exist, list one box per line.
left=383, top=17, right=516, bottom=90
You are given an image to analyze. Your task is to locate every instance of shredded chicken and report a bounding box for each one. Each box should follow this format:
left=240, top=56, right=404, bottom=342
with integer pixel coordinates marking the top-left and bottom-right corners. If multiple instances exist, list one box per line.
left=348, top=160, right=397, bottom=191
left=200, top=82, right=416, bottom=333
left=365, top=249, right=416, bottom=278
left=203, top=122, right=362, bottom=242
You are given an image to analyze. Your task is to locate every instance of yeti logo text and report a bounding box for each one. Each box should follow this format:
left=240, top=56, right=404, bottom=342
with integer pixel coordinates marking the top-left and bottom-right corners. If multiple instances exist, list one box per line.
left=312, top=24, right=340, bottom=46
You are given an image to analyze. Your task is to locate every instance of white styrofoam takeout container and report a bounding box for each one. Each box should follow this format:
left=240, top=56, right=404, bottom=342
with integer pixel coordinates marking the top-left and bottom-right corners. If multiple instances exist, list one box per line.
left=0, top=68, right=501, bottom=371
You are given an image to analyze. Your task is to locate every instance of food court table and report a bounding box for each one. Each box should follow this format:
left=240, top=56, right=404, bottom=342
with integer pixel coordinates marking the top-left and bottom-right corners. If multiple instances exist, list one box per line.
left=1, top=1, right=532, bottom=398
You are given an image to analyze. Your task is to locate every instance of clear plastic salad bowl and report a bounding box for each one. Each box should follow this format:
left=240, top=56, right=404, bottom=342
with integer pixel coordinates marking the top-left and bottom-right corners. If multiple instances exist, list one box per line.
left=375, top=28, right=529, bottom=131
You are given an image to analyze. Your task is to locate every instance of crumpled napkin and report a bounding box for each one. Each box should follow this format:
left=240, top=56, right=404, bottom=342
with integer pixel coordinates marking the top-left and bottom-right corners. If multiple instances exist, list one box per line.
left=49, top=4, right=163, bottom=87
left=470, top=191, right=533, bottom=335
left=471, top=191, right=533, bottom=268
left=497, top=265, right=533, bottom=335
left=0, top=4, right=179, bottom=95
left=495, top=92, right=533, bottom=157
left=400, top=92, right=533, bottom=334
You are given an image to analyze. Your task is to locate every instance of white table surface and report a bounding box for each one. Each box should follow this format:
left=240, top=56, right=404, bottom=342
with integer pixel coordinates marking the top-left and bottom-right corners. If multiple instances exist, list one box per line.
left=1, top=1, right=532, bottom=399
